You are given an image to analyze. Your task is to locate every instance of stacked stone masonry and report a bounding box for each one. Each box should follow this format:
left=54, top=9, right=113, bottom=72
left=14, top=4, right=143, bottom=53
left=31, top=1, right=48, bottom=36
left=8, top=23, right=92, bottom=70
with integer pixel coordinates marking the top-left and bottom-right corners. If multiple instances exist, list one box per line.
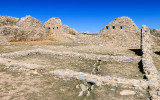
left=0, top=15, right=78, bottom=43
left=99, top=16, right=141, bottom=48
left=141, top=25, right=160, bottom=100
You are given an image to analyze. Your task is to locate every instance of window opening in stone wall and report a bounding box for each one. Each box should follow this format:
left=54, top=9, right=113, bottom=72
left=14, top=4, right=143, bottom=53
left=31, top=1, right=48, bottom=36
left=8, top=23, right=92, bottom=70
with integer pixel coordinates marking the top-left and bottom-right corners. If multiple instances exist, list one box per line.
left=121, top=26, right=124, bottom=29
left=106, top=26, right=109, bottom=29
left=57, top=27, right=59, bottom=29
left=53, top=27, right=54, bottom=29
left=49, top=27, right=50, bottom=29
left=112, top=26, right=115, bottom=29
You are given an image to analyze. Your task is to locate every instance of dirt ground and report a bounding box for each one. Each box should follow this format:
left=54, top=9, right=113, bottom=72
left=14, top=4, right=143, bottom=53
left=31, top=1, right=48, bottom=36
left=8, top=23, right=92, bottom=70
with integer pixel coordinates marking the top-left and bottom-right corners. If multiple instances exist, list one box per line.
left=0, top=40, right=155, bottom=100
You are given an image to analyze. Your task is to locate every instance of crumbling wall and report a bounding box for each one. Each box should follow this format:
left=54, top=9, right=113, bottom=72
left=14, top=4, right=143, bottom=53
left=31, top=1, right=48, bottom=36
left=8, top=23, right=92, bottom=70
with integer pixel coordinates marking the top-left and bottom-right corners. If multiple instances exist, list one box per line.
left=0, top=34, right=10, bottom=45
left=0, top=16, right=19, bottom=44
left=51, top=69, right=148, bottom=89
left=16, top=15, right=47, bottom=41
left=63, top=25, right=78, bottom=35
left=0, top=16, right=19, bottom=26
left=99, top=17, right=141, bottom=48
left=0, top=15, right=48, bottom=42
left=44, top=17, right=63, bottom=40
left=0, top=57, right=45, bottom=70
left=44, top=17, right=76, bottom=42
left=0, top=15, right=78, bottom=44
left=0, top=26, right=23, bottom=42
left=0, top=48, right=141, bottom=63
left=141, top=25, right=160, bottom=100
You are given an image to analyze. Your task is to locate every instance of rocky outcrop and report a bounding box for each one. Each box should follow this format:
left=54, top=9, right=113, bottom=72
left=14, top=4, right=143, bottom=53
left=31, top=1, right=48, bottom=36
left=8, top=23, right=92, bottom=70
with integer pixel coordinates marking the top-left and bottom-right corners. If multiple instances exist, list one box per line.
left=0, top=16, right=19, bottom=26
left=16, top=15, right=47, bottom=41
left=99, top=16, right=141, bottom=48
left=141, top=25, right=160, bottom=100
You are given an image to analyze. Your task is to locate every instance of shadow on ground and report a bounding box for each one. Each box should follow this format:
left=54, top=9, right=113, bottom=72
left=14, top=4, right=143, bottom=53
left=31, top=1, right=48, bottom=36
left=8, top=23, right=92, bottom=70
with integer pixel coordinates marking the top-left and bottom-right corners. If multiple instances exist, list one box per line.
left=129, top=49, right=142, bottom=56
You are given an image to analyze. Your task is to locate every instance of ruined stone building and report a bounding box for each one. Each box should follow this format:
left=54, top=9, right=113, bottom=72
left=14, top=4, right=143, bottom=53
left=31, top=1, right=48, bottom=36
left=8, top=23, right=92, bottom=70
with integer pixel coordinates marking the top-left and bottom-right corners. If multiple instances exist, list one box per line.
left=0, top=15, right=149, bottom=48
left=99, top=17, right=141, bottom=48
left=0, top=15, right=78, bottom=44
left=44, top=17, right=78, bottom=42
left=44, top=18, right=63, bottom=40
left=0, top=16, right=19, bottom=45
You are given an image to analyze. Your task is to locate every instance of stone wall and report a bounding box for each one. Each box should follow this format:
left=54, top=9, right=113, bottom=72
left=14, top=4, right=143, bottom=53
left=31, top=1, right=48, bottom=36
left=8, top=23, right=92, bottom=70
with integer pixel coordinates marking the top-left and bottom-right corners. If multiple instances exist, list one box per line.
left=0, top=16, right=19, bottom=27
left=99, top=17, right=141, bottom=48
left=0, top=34, right=10, bottom=45
left=63, top=25, right=78, bottom=35
left=141, top=25, right=160, bottom=100
left=0, top=15, right=78, bottom=44
left=44, top=17, right=63, bottom=40
left=50, top=69, right=148, bottom=89
left=0, top=16, right=19, bottom=44
left=44, top=17, right=77, bottom=42
left=16, top=15, right=48, bottom=41
left=0, top=57, right=45, bottom=70
left=0, top=26, right=23, bottom=42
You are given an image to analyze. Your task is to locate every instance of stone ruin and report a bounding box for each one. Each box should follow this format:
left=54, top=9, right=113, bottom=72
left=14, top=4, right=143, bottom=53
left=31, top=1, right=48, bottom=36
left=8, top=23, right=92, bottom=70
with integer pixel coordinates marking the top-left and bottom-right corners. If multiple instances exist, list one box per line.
left=0, top=23, right=160, bottom=99
left=44, top=17, right=78, bottom=42
left=50, top=25, right=160, bottom=100
left=0, top=16, right=19, bottom=27
left=0, top=15, right=78, bottom=44
left=44, top=17, right=63, bottom=40
left=99, top=16, right=141, bottom=48
left=0, top=15, right=151, bottom=48
left=0, top=15, right=160, bottom=99
left=0, top=16, right=19, bottom=45
left=141, top=25, right=160, bottom=100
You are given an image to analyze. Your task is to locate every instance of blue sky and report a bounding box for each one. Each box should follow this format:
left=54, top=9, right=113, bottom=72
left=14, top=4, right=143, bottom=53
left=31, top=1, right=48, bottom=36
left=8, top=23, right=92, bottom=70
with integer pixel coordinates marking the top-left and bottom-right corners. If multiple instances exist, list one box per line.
left=0, top=0, right=160, bottom=33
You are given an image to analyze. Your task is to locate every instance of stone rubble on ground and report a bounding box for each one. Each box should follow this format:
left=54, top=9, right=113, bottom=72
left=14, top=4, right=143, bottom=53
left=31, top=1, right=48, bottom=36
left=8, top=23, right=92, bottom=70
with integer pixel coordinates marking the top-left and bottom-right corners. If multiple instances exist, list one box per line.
left=0, top=48, right=141, bottom=63
left=0, top=57, right=45, bottom=70
left=50, top=69, right=148, bottom=89
left=78, top=84, right=89, bottom=96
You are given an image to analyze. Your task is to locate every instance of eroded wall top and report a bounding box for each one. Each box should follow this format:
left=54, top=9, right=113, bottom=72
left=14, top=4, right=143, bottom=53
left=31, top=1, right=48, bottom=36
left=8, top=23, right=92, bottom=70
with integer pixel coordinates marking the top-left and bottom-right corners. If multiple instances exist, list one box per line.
left=99, top=16, right=141, bottom=48
left=44, top=17, right=62, bottom=29
left=0, top=16, right=19, bottom=27
left=100, top=16, right=139, bottom=34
